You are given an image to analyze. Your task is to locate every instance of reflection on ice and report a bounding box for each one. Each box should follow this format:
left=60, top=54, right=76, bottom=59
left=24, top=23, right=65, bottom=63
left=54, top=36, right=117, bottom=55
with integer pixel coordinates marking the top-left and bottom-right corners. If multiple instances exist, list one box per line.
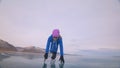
left=42, top=63, right=47, bottom=68
left=0, top=52, right=120, bottom=68
left=42, top=63, right=64, bottom=68
left=0, top=53, right=10, bottom=61
left=59, top=63, right=64, bottom=68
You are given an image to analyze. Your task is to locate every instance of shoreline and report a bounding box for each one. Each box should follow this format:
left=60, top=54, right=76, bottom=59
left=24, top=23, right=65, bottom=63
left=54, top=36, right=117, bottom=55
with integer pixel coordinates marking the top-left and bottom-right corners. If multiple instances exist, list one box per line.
left=0, top=50, right=44, bottom=56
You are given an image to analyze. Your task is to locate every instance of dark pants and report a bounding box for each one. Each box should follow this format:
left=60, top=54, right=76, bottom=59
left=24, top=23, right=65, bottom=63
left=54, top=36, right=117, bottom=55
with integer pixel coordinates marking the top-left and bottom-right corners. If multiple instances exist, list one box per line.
left=51, top=52, right=57, bottom=59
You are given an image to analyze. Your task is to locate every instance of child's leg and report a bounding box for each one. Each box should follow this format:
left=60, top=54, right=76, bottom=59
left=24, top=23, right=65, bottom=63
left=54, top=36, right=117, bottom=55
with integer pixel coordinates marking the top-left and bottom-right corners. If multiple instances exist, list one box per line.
left=51, top=52, right=56, bottom=59
left=50, top=52, right=57, bottom=64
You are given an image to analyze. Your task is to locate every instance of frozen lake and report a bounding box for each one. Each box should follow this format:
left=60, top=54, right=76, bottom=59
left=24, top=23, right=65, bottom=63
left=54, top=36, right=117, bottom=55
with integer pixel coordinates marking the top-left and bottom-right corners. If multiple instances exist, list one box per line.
left=0, top=52, right=120, bottom=68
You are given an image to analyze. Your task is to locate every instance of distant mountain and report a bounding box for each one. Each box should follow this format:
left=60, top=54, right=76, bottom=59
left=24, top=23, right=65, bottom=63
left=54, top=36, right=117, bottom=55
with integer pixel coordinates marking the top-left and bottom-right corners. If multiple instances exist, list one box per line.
left=0, top=39, right=17, bottom=51
left=16, top=46, right=45, bottom=53
left=0, top=39, right=45, bottom=53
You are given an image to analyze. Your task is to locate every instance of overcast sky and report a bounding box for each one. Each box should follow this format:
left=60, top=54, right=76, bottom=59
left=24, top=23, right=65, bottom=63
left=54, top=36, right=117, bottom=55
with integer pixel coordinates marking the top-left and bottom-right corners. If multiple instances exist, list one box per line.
left=0, top=0, right=120, bottom=54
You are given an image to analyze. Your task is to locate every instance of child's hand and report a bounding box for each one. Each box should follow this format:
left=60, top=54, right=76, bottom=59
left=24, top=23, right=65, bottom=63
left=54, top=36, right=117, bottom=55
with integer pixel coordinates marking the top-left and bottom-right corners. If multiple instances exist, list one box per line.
left=59, top=56, right=65, bottom=63
left=44, top=53, right=48, bottom=59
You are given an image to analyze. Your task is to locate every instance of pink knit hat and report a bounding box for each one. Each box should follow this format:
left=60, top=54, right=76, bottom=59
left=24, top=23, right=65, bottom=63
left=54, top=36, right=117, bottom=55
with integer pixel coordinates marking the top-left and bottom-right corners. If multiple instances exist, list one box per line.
left=52, top=29, right=60, bottom=37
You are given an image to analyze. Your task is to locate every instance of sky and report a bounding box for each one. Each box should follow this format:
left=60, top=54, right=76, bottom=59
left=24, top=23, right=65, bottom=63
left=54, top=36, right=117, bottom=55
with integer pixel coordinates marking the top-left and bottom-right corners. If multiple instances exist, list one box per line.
left=0, top=0, right=120, bottom=54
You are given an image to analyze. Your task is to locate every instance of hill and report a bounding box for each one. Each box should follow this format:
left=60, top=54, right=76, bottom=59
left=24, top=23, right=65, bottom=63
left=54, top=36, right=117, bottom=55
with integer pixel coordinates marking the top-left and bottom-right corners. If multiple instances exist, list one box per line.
left=0, top=39, right=17, bottom=51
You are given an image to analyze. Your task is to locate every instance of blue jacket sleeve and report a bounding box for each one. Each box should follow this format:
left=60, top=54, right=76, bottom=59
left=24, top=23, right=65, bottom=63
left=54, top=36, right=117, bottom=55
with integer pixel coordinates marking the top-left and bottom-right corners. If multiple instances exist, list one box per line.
left=45, top=36, right=51, bottom=53
left=59, top=38, right=64, bottom=56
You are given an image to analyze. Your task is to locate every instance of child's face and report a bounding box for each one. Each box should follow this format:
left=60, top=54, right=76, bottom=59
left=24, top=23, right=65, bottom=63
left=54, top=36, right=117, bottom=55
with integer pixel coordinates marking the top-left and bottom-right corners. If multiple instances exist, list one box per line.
left=53, top=37, right=58, bottom=41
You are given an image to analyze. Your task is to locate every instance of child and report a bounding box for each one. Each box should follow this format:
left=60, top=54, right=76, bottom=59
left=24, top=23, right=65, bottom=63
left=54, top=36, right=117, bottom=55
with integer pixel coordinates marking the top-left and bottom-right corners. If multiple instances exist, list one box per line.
left=44, top=29, right=65, bottom=63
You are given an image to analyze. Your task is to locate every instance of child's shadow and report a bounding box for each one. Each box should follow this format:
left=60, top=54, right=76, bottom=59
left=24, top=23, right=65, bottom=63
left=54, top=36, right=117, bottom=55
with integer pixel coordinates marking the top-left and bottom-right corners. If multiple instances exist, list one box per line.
left=42, top=63, right=64, bottom=68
